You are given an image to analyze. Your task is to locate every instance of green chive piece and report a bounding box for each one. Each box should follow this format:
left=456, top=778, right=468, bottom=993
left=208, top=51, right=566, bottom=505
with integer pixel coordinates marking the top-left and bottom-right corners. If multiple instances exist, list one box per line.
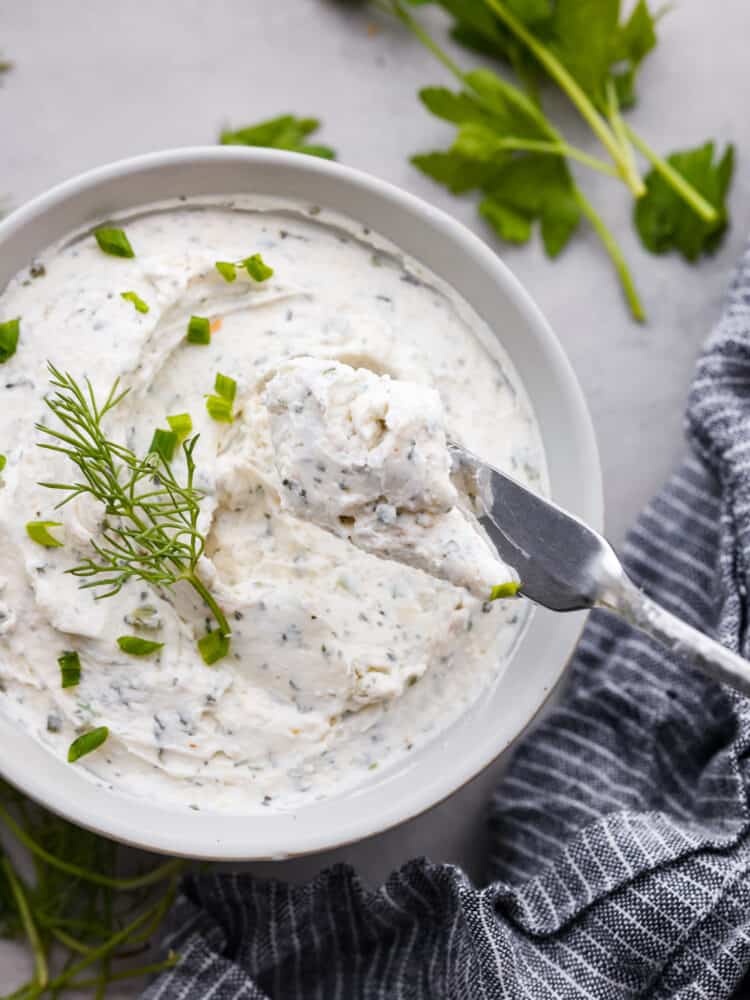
left=120, top=290, right=149, bottom=314
left=68, top=727, right=109, bottom=763
left=215, top=261, right=237, bottom=282
left=117, top=636, right=164, bottom=657
left=149, top=428, right=178, bottom=463
left=214, top=373, right=237, bottom=402
left=58, top=651, right=81, bottom=688
left=205, top=395, right=233, bottom=423
left=197, top=630, right=230, bottom=665
left=489, top=581, right=520, bottom=601
left=0, top=455, right=6, bottom=473
left=26, top=520, right=64, bottom=548
left=0, top=318, right=20, bottom=363
left=94, top=227, right=135, bottom=258
left=186, top=315, right=211, bottom=345
left=166, top=413, right=193, bottom=442
left=243, top=253, right=274, bottom=282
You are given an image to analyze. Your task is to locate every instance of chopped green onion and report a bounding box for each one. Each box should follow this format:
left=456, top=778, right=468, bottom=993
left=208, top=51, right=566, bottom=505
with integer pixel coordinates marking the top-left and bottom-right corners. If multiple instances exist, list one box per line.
left=186, top=315, right=211, bottom=345
left=0, top=318, right=20, bottom=363
left=94, top=227, right=134, bottom=258
left=166, top=413, right=193, bottom=442
left=149, top=428, right=178, bottom=463
left=0, top=455, right=5, bottom=473
left=68, top=727, right=109, bottom=763
left=197, top=630, right=230, bottom=665
left=120, top=290, right=149, bottom=314
left=215, top=261, right=237, bottom=282
left=489, top=581, right=520, bottom=601
left=26, top=520, right=64, bottom=548
left=243, top=253, right=273, bottom=282
left=58, top=650, right=81, bottom=688
left=117, top=636, right=164, bottom=657
left=205, top=395, right=233, bottom=423
left=214, top=373, right=237, bottom=402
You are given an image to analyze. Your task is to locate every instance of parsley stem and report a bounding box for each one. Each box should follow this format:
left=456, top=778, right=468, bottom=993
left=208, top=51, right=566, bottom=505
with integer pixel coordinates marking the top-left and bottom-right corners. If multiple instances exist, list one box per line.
left=494, top=137, right=619, bottom=177
left=574, top=188, right=646, bottom=323
left=605, top=80, right=638, bottom=183
left=390, top=2, right=618, bottom=182
left=0, top=803, right=184, bottom=890
left=624, top=123, right=719, bottom=223
left=1, top=857, right=49, bottom=991
left=482, top=0, right=647, bottom=199
left=389, top=0, right=464, bottom=80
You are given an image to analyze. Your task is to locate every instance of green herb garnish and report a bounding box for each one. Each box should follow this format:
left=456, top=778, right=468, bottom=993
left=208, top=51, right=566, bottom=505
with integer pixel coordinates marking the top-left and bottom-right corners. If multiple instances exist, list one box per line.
left=149, top=428, right=178, bottom=463
left=0, top=778, right=182, bottom=997
left=58, top=650, right=81, bottom=688
left=120, top=290, right=149, bottom=314
left=220, top=114, right=336, bottom=159
left=26, top=520, right=64, bottom=548
left=386, top=0, right=732, bottom=320
left=67, top=727, right=109, bottom=763
left=0, top=454, right=6, bottom=473
left=634, top=141, right=735, bottom=261
left=243, top=253, right=274, bottom=282
left=167, top=413, right=193, bottom=442
left=186, top=315, right=211, bottom=345
left=215, top=261, right=237, bottom=282
left=198, top=630, right=230, bottom=666
left=36, top=364, right=231, bottom=661
left=0, top=317, right=20, bottom=363
left=205, top=397, right=233, bottom=423
left=116, top=636, right=164, bottom=657
left=94, top=227, right=134, bottom=259
left=205, top=373, right=237, bottom=423
left=213, top=373, right=237, bottom=402
left=214, top=254, right=274, bottom=283
left=489, top=581, right=520, bottom=600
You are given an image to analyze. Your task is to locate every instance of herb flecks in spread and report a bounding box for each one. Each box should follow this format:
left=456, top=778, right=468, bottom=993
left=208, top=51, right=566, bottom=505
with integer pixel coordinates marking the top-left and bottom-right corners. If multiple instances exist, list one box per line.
left=36, top=365, right=231, bottom=660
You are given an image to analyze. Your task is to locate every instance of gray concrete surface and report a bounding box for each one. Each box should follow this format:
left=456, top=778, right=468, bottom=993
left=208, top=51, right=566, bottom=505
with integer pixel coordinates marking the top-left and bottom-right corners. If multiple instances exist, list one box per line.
left=1, top=0, right=748, bottom=992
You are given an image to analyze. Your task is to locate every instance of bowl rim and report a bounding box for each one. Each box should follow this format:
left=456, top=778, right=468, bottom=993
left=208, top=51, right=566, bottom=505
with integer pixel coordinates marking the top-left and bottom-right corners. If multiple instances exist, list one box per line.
left=0, top=146, right=602, bottom=859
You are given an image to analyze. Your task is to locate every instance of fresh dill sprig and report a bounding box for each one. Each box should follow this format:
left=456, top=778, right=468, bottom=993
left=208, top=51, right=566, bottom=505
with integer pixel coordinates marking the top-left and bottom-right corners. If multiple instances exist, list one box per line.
left=0, top=780, right=182, bottom=997
left=35, top=363, right=231, bottom=657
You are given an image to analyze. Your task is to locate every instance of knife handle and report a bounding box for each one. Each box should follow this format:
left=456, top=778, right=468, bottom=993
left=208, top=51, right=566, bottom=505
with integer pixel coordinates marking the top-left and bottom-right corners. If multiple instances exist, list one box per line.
left=602, top=573, right=750, bottom=698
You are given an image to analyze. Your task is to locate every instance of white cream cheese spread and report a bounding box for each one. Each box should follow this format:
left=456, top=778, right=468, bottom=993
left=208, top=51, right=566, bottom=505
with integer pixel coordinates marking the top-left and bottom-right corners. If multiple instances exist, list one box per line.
left=264, top=357, right=517, bottom=597
left=0, top=196, right=546, bottom=811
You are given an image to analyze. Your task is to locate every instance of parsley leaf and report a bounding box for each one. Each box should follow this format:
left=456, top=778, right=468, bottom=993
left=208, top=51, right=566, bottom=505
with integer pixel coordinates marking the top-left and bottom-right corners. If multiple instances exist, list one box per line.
left=220, top=115, right=336, bottom=159
left=480, top=154, right=580, bottom=256
left=634, top=142, right=735, bottom=261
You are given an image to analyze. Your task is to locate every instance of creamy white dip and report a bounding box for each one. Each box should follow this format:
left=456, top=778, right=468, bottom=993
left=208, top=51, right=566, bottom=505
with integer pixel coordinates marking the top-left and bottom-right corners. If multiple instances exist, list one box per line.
left=264, top=358, right=516, bottom=597
left=0, top=196, right=546, bottom=811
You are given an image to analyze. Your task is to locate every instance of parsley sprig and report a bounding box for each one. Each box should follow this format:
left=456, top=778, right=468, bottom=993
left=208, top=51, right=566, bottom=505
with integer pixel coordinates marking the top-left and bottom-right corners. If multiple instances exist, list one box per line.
left=383, top=0, right=734, bottom=321
left=220, top=114, right=336, bottom=159
left=35, top=364, right=231, bottom=659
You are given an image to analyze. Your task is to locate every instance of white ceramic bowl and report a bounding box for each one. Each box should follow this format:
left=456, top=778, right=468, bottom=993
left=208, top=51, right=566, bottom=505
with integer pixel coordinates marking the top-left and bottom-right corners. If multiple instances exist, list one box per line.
left=0, top=148, right=601, bottom=859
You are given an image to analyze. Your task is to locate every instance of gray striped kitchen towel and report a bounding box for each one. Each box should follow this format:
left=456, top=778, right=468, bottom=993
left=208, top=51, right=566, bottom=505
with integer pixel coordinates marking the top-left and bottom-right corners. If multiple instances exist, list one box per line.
left=142, top=246, right=750, bottom=1000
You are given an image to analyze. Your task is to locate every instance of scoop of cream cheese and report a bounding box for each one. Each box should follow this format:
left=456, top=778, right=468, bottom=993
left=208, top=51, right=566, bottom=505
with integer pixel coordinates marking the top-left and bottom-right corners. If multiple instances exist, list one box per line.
left=263, top=357, right=517, bottom=598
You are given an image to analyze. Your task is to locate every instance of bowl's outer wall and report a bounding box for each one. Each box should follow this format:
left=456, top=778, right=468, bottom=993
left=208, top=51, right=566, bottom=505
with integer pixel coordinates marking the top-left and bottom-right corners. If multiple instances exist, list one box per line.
left=0, top=149, right=602, bottom=859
